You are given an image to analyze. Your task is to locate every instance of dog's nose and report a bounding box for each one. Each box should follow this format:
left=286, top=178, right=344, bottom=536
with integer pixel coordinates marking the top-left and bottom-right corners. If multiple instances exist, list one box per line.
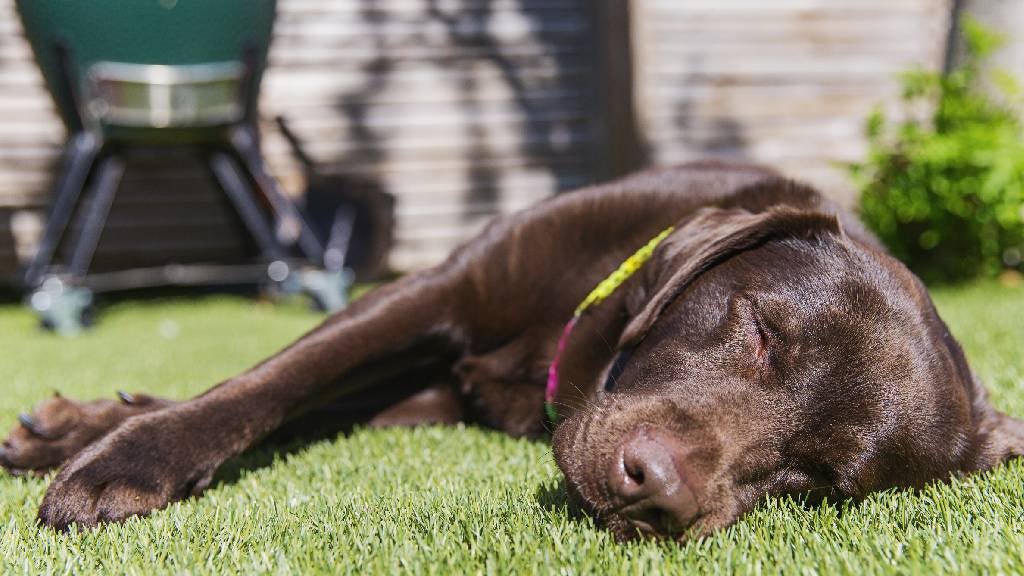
left=608, top=427, right=699, bottom=537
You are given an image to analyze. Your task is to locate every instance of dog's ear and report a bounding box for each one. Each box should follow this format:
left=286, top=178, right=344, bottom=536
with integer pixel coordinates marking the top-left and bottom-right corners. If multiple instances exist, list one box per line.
left=619, top=206, right=842, bottom=348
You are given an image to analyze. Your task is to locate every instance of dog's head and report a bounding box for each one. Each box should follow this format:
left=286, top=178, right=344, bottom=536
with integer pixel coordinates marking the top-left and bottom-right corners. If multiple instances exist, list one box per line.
left=551, top=183, right=1024, bottom=541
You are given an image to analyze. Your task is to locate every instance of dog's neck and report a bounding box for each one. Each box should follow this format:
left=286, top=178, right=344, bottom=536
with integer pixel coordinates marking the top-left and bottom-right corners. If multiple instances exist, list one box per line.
left=545, top=227, right=674, bottom=423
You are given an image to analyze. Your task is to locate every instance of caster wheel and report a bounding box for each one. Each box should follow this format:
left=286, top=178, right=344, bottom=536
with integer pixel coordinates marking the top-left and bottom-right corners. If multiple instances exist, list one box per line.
left=299, top=268, right=354, bottom=313
left=29, top=279, right=95, bottom=336
left=263, top=261, right=354, bottom=313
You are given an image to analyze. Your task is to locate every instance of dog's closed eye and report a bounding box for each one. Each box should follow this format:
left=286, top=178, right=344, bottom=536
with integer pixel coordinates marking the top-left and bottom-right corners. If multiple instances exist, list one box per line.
left=734, top=296, right=782, bottom=381
left=603, top=348, right=634, bottom=392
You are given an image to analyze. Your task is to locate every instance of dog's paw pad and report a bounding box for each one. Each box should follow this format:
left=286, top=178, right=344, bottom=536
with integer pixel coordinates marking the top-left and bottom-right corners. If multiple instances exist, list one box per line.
left=36, top=413, right=213, bottom=530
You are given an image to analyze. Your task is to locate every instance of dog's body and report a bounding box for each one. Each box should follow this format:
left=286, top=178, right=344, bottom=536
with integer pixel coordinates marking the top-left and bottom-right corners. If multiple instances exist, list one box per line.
left=3, top=163, right=1022, bottom=539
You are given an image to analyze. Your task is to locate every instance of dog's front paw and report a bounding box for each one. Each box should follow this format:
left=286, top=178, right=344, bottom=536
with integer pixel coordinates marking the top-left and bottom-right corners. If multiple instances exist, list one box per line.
left=0, top=392, right=169, bottom=476
left=37, top=410, right=217, bottom=530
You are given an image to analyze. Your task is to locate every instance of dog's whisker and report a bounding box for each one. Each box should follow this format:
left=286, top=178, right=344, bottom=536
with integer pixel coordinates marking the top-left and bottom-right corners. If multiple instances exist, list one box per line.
left=563, top=380, right=602, bottom=414
left=551, top=398, right=598, bottom=416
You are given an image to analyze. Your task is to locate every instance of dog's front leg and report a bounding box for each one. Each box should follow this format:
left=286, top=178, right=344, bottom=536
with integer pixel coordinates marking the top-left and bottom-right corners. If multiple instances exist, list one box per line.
left=37, top=268, right=469, bottom=530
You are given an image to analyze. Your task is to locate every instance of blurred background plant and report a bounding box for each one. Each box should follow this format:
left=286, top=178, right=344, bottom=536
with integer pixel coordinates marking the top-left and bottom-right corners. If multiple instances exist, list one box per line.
left=850, top=19, right=1024, bottom=284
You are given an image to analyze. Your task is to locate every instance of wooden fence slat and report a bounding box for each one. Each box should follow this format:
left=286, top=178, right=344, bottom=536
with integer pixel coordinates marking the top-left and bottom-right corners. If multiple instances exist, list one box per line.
left=633, top=0, right=952, bottom=207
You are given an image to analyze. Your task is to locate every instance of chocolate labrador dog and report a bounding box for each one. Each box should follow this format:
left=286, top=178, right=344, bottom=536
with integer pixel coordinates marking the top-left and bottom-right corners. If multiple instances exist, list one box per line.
left=3, top=162, right=1022, bottom=540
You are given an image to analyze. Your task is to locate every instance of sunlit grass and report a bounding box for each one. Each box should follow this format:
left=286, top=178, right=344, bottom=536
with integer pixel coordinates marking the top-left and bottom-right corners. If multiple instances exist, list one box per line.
left=0, top=282, right=1021, bottom=574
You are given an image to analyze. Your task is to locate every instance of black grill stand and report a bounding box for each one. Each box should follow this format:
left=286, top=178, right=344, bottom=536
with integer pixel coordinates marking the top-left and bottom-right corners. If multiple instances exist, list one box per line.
left=22, top=44, right=353, bottom=334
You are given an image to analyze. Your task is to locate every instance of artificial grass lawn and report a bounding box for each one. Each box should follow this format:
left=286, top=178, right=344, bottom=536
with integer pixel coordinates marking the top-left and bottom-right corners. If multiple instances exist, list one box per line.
left=0, top=283, right=1022, bottom=574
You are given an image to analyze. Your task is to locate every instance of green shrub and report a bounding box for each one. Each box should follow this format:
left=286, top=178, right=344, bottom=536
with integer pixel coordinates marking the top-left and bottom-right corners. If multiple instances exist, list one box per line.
left=849, top=20, right=1024, bottom=283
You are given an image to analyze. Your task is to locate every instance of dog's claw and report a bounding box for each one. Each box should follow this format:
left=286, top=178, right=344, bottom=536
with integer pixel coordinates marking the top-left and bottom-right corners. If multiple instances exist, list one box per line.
left=117, top=391, right=135, bottom=405
left=18, top=413, right=53, bottom=440
left=18, top=413, right=37, bottom=432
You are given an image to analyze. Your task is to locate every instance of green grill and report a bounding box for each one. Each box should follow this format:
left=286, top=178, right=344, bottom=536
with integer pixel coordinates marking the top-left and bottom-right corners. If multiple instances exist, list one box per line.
left=18, top=0, right=275, bottom=138
left=16, top=0, right=352, bottom=334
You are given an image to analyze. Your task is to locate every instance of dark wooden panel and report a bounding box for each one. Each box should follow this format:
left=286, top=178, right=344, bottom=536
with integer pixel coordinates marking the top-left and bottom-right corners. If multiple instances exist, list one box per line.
left=0, top=210, right=17, bottom=281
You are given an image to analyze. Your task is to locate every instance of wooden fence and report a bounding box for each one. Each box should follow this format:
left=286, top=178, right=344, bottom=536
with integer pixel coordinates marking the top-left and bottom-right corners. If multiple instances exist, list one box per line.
left=632, top=0, right=952, bottom=196
left=0, top=0, right=953, bottom=285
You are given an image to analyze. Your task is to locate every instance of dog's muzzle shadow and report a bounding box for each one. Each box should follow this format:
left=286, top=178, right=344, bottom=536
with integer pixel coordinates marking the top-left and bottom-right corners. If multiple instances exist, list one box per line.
left=533, top=477, right=596, bottom=526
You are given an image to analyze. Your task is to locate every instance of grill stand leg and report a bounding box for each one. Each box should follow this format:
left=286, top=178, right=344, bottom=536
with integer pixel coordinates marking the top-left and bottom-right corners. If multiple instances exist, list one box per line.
left=209, top=151, right=287, bottom=261
left=227, top=125, right=325, bottom=264
left=68, top=154, right=125, bottom=278
left=22, top=133, right=106, bottom=336
left=223, top=127, right=352, bottom=312
left=22, top=132, right=101, bottom=289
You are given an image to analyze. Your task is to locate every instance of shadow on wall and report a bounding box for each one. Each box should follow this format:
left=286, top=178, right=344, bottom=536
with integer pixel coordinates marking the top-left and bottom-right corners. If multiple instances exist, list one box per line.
left=330, top=0, right=595, bottom=225
left=427, top=0, right=587, bottom=220
left=671, top=56, right=750, bottom=164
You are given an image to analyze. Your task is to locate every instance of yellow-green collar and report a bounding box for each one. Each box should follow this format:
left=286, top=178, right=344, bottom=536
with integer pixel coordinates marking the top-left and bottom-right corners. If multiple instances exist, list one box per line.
left=545, top=226, right=675, bottom=424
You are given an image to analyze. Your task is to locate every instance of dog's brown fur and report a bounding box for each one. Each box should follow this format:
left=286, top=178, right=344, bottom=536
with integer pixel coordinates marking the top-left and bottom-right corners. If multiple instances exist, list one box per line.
left=3, top=163, right=1022, bottom=539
